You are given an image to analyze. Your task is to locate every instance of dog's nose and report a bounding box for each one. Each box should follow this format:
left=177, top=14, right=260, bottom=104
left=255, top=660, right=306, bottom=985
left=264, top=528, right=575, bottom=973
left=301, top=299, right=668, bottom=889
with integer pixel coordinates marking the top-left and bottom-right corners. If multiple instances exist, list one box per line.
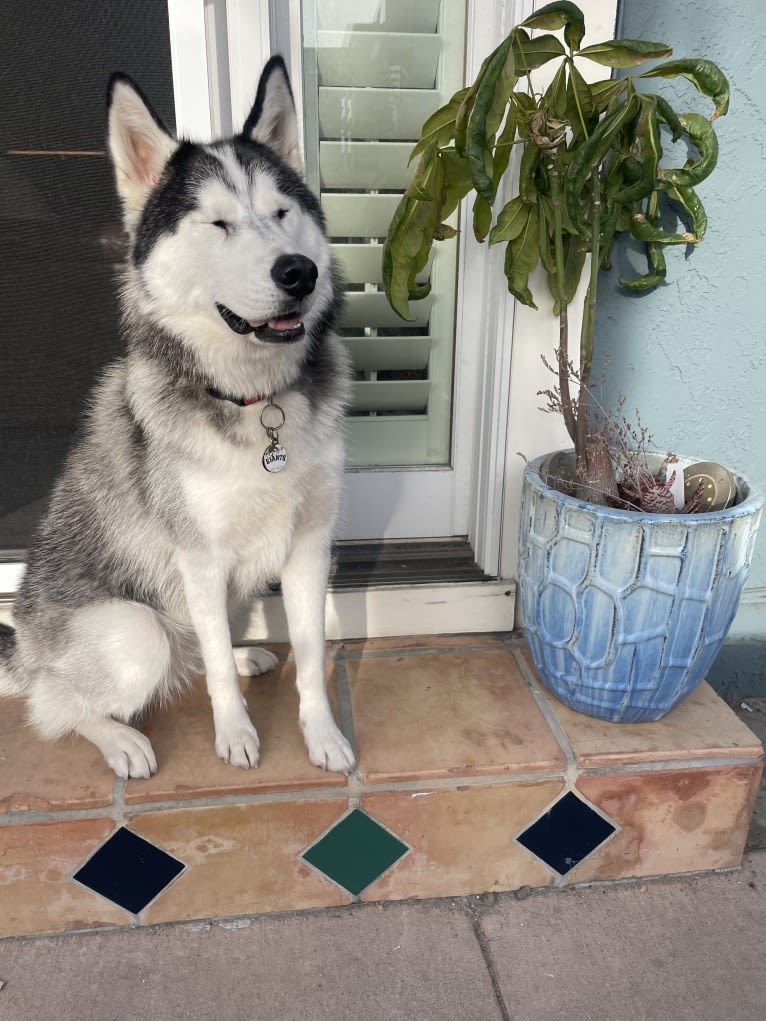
left=271, top=254, right=318, bottom=299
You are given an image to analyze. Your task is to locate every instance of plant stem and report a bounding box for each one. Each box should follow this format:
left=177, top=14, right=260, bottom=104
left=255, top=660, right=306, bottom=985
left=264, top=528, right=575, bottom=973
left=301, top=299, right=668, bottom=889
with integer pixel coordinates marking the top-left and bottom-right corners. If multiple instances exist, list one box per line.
left=549, top=156, right=576, bottom=443
left=576, top=166, right=602, bottom=479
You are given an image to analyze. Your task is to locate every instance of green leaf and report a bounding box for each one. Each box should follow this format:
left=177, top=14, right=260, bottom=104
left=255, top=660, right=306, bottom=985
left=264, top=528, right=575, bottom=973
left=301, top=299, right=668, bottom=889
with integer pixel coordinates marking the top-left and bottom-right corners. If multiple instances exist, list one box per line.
left=409, top=181, right=434, bottom=201
left=543, top=62, right=569, bottom=119
left=629, top=211, right=696, bottom=245
left=518, top=143, right=541, bottom=200
left=512, top=91, right=537, bottom=120
left=568, top=62, right=594, bottom=123
left=590, top=78, right=628, bottom=112
left=455, top=44, right=505, bottom=155
left=537, top=197, right=557, bottom=274
left=485, top=41, right=517, bottom=140
left=466, top=36, right=514, bottom=203
left=548, top=234, right=587, bottom=313
left=409, top=89, right=469, bottom=161
left=489, top=196, right=529, bottom=245
left=433, top=223, right=458, bottom=240
left=504, top=204, right=539, bottom=308
left=577, top=38, right=673, bottom=68
left=666, top=183, right=707, bottom=242
left=563, top=14, right=586, bottom=52
left=521, top=1, right=585, bottom=51
left=640, top=58, right=730, bottom=118
left=382, top=146, right=444, bottom=319
left=655, top=95, right=684, bottom=143
left=658, top=111, right=719, bottom=187
left=618, top=267, right=666, bottom=290
left=408, top=279, right=432, bottom=301
left=620, top=193, right=667, bottom=289
left=613, top=94, right=661, bottom=205
left=513, top=32, right=567, bottom=72
left=491, top=106, right=518, bottom=190
left=473, top=194, right=493, bottom=242
left=440, top=149, right=473, bottom=219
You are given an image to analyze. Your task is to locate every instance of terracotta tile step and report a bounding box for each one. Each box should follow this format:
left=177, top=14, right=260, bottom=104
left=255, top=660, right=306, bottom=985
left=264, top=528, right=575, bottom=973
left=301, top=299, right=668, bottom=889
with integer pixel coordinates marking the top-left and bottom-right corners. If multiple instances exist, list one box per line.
left=0, top=636, right=762, bottom=938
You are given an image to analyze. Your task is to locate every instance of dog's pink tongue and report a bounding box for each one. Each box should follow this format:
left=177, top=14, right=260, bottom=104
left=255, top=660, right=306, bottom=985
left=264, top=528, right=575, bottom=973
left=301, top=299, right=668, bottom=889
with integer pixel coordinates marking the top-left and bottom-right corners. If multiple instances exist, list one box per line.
left=268, top=314, right=302, bottom=330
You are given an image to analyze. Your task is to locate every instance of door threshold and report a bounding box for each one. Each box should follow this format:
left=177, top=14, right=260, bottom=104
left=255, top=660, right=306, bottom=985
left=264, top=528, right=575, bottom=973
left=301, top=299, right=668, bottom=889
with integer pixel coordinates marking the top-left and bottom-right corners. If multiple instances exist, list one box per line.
left=330, top=538, right=492, bottom=589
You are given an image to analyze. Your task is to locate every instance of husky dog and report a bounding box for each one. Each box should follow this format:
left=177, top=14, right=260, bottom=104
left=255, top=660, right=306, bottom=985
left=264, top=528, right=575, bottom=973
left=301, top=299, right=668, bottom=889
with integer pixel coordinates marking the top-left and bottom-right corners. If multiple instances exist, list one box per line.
left=0, top=57, right=356, bottom=780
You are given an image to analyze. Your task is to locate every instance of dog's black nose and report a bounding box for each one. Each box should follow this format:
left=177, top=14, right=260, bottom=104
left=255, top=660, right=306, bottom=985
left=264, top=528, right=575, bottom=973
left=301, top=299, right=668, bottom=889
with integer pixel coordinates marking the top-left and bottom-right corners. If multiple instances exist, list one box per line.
left=271, top=254, right=318, bottom=299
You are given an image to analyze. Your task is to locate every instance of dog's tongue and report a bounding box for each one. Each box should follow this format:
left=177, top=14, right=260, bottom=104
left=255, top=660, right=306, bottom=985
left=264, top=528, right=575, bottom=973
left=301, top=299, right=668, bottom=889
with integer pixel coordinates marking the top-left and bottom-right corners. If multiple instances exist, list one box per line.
left=268, top=314, right=302, bottom=331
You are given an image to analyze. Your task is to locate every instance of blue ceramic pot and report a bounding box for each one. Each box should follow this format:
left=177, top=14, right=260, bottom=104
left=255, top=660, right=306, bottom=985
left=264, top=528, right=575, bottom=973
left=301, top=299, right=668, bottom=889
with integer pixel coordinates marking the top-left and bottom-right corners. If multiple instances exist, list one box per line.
left=518, top=451, right=764, bottom=722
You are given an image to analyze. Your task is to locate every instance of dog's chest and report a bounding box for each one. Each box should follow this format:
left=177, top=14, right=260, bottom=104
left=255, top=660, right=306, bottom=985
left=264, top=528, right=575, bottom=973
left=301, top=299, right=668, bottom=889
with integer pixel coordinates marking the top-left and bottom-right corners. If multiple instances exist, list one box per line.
left=179, top=400, right=339, bottom=550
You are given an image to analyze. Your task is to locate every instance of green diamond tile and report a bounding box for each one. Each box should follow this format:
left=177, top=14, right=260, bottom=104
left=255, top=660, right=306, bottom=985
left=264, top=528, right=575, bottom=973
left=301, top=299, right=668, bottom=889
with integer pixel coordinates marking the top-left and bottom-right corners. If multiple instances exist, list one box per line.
left=301, top=809, right=409, bottom=896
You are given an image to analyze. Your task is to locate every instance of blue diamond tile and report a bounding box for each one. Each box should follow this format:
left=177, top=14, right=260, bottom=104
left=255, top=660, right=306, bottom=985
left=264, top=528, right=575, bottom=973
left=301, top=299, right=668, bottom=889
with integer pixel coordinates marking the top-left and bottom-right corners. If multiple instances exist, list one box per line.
left=73, top=826, right=185, bottom=913
left=516, top=791, right=616, bottom=875
left=301, top=809, right=409, bottom=896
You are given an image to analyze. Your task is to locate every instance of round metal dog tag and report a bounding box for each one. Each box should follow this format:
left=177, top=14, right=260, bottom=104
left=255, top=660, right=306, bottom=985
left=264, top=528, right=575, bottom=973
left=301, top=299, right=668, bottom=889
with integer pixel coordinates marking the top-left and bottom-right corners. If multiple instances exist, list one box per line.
left=263, top=441, right=288, bottom=473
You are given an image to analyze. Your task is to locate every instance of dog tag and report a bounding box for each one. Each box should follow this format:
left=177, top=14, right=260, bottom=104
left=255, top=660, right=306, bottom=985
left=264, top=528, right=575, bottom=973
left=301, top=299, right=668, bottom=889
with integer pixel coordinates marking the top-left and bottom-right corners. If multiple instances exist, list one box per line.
left=260, top=398, right=287, bottom=473
left=263, top=438, right=288, bottom=473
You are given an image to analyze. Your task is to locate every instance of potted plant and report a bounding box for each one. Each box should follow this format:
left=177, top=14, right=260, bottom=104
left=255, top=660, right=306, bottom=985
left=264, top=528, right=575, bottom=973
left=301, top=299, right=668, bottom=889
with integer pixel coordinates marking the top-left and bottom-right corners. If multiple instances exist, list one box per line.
left=382, top=1, right=763, bottom=721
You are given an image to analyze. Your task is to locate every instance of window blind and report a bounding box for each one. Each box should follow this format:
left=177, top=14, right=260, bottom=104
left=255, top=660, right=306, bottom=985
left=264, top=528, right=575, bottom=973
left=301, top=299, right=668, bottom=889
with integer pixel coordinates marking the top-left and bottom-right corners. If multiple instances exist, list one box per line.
left=302, top=0, right=467, bottom=466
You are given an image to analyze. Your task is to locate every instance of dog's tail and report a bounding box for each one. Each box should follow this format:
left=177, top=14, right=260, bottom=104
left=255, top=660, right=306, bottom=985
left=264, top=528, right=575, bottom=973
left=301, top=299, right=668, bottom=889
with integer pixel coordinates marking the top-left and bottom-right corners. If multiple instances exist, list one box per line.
left=0, top=623, right=23, bottom=695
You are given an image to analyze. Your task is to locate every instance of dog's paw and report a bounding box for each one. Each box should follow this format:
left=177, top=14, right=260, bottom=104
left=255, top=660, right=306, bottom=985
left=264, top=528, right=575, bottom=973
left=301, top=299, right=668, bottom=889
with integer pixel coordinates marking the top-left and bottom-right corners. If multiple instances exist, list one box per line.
left=215, top=714, right=260, bottom=769
left=232, top=646, right=279, bottom=676
left=302, top=715, right=356, bottom=774
left=101, top=725, right=158, bottom=780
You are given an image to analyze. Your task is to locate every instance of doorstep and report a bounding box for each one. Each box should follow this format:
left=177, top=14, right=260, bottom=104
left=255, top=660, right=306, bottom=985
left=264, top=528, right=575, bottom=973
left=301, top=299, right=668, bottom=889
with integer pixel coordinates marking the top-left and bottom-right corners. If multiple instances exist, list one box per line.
left=0, top=635, right=762, bottom=939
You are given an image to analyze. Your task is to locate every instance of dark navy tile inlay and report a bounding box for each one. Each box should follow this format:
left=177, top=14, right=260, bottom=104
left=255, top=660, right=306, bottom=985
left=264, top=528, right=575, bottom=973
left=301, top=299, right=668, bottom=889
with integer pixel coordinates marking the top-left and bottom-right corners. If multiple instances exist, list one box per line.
left=516, top=791, right=616, bottom=875
left=73, top=826, right=185, bottom=914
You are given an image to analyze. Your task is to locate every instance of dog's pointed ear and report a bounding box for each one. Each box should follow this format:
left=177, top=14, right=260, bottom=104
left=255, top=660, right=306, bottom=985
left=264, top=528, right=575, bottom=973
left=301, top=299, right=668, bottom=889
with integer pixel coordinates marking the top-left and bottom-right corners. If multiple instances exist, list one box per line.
left=107, top=73, right=178, bottom=228
left=242, top=56, right=303, bottom=174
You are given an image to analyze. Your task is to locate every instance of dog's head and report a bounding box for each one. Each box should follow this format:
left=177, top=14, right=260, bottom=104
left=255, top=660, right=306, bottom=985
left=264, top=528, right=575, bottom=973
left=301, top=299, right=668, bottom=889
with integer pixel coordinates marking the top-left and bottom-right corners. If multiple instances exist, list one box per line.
left=107, top=58, right=334, bottom=350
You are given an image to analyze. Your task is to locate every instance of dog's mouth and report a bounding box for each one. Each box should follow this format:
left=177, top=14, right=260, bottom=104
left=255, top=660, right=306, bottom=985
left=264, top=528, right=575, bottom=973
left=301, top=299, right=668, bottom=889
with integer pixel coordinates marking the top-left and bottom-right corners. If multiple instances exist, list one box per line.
left=216, top=303, right=305, bottom=342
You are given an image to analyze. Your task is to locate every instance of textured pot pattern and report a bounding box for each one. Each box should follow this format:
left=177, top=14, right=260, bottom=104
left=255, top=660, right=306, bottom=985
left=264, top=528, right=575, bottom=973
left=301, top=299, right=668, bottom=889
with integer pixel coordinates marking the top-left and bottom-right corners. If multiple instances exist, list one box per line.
left=519, top=453, right=764, bottom=722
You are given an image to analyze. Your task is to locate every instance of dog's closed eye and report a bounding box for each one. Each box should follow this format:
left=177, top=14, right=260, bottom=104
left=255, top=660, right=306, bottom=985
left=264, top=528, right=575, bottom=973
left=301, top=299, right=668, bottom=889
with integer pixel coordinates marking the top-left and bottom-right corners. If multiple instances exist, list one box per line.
left=212, top=220, right=230, bottom=231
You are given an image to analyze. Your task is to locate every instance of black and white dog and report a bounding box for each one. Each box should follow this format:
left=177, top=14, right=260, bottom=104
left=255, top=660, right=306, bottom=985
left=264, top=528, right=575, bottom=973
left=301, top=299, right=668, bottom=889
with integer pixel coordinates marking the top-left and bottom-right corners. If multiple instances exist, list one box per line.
left=0, top=58, right=355, bottom=780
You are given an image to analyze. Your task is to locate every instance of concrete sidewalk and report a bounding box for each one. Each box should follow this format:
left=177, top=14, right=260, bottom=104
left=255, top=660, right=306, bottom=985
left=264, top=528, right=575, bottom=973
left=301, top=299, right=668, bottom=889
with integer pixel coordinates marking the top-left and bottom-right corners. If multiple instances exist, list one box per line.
left=2, top=851, right=764, bottom=1021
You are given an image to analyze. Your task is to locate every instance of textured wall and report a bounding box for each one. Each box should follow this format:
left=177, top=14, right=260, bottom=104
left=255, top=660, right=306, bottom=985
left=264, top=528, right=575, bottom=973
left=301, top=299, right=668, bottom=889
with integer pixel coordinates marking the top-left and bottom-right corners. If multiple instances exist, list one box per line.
left=593, top=1, right=766, bottom=633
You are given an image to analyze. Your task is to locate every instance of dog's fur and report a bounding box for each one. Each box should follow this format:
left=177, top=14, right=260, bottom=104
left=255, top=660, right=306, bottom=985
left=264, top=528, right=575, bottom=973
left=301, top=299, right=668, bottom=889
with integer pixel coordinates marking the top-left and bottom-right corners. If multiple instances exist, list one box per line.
left=0, top=57, right=355, bottom=780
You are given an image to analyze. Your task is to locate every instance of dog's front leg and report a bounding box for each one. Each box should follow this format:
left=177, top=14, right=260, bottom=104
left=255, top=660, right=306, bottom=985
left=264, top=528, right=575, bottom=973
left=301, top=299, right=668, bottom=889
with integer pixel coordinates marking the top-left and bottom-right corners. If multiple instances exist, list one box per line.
left=281, top=530, right=355, bottom=774
left=177, top=551, right=260, bottom=768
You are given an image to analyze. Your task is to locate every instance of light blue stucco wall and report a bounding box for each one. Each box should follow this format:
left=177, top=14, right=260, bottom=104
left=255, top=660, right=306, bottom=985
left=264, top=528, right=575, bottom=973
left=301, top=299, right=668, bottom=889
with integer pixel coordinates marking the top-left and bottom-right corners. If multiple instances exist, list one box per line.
left=593, top=0, right=766, bottom=691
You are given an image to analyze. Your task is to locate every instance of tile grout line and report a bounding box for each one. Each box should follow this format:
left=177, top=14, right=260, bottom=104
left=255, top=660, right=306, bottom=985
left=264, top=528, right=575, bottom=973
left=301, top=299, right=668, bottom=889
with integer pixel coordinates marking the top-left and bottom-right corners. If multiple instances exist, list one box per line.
left=0, top=769, right=569, bottom=826
left=331, top=640, right=360, bottom=816
left=332, top=652, right=359, bottom=777
left=579, top=753, right=765, bottom=775
left=507, top=638, right=578, bottom=778
left=4, top=748, right=760, bottom=828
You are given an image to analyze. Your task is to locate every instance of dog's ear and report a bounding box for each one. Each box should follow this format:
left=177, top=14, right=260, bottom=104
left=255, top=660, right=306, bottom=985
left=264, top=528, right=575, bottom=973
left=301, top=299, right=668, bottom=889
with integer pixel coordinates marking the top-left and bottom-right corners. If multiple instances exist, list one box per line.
left=107, top=73, right=178, bottom=229
left=242, top=56, right=302, bottom=174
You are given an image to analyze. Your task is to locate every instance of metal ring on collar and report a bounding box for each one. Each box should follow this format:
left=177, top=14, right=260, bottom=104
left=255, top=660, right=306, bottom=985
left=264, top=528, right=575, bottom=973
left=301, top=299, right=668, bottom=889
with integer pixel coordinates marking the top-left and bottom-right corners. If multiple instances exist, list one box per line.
left=260, top=400, right=286, bottom=431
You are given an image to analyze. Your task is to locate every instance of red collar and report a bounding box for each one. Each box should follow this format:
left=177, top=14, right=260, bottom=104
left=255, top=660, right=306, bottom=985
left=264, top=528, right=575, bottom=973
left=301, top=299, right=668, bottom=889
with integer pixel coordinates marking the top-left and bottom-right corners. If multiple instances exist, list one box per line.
left=207, top=387, right=270, bottom=407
